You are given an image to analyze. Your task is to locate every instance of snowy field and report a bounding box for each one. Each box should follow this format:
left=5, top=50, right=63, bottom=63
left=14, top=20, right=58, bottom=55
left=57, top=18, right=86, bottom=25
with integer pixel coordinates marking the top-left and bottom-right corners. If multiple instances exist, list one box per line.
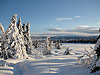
left=0, top=43, right=100, bottom=75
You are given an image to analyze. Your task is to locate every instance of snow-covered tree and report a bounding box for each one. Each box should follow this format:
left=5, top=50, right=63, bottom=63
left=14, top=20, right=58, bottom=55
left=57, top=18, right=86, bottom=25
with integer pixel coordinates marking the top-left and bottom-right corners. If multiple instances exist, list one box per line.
left=1, top=14, right=28, bottom=59
left=50, top=40, right=53, bottom=50
left=0, top=45, right=1, bottom=57
left=55, top=41, right=60, bottom=49
left=22, top=22, right=34, bottom=54
left=91, top=37, right=100, bottom=73
left=34, top=40, right=39, bottom=48
left=64, top=47, right=72, bottom=55
left=0, top=23, right=5, bottom=34
left=17, top=17, right=23, bottom=34
left=0, top=23, right=4, bottom=58
left=43, top=37, right=52, bottom=55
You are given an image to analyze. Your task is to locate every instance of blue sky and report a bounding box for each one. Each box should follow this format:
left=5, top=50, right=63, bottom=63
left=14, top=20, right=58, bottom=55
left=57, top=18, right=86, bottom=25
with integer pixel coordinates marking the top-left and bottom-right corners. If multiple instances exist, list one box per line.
left=0, top=0, right=100, bottom=36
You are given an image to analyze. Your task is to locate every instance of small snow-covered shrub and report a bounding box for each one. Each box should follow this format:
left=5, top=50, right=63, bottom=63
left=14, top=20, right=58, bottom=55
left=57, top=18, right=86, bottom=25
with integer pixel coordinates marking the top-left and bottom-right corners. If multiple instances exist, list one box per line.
left=0, top=60, right=14, bottom=67
left=77, top=47, right=95, bottom=67
left=33, top=40, right=39, bottom=48
left=64, top=47, right=72, bottom=55
left=55, top=41, right=60, bottom=49
left=43, top=49, right=51, bottom=55
left=0, top=60, right=8, bottom=66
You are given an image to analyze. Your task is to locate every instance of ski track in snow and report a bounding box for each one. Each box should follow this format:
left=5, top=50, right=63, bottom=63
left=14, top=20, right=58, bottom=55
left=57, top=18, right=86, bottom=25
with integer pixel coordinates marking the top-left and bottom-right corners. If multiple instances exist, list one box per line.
left=1, top=44, right=100, bottom=75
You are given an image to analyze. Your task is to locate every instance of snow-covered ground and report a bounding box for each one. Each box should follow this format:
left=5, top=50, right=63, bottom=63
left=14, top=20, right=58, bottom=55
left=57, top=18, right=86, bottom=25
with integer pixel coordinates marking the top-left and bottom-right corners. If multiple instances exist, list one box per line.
left=0, top=43, right=100, bottom=75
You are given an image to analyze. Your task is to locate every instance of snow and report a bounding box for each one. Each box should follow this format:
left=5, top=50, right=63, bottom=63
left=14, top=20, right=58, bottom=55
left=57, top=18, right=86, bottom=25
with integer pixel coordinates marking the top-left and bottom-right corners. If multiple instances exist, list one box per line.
left=1, top=43, right=100, bottom=75
left=0, top=66, right=13, bottom=75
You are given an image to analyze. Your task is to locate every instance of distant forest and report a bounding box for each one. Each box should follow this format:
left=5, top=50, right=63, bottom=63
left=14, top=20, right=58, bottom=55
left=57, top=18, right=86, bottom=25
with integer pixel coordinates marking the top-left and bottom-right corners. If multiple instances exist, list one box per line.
left=31, top=36, right=99, bottom=44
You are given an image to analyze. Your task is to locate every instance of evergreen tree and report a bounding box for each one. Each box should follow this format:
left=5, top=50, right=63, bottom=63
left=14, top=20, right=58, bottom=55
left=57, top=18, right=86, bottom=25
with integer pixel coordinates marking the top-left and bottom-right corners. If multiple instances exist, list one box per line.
left=0, top=23, right=5, bottom=34
left=34, top=40, right=39, bottom=48
left=22, top=22, right=34, bottom=54
left=1, top=14, right=28, bottom=59
left=91, top=31, right=100, bottom=73
left=55, top=41, right=60, bottom=49
left=43, top=37, right=52, bottom=55
left=17, top=17, right=23, bottom=34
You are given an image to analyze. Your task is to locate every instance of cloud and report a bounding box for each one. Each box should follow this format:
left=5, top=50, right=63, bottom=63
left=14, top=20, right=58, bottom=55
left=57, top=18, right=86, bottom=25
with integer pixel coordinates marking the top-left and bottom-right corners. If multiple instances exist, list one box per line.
left=46, top=28, right=65, bottom=32
left=75, top=16, right=82, bottom=18
left=31, top=32, right=99, bottom=37
left=76, top=25, right=89, bottom=28
left=45, top=26, right=100, bottom=36
left=49, top=24, right=58, bottom=26
left=46, top=26, right=99, bottom=33
left=76, top=25, right=98, bottom=30
left=98, top=22, right=100, bottom=24
left=56, top=18, right=72, bottom=21
left=66, top=26, right=99, bottom=34
left=56, top=16, right=86, bottom=21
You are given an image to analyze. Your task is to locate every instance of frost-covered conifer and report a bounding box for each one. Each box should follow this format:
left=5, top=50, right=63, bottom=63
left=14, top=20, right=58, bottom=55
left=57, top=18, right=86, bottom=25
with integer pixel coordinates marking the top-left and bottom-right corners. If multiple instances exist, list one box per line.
left=0, top=23, right=4, bottom=58
left=50, top=40, right=53, bottom=50
left=91, top=30, right=100, bottom=73
left=55, top=41, right=60, bottom=49
left=22, top=22, right=34, bottom=54
left=0, top=38, right=1, bottom=58
left=43, top=37, right=52, bottom=55
left=0, top=23, right=5, bottom=34
left=17, top=17, right=23, bottom=34
left=34, top=40, right=39, bottom=48
left=1, top=14, right=28, bottom=59
left=64, top=47, right=72, bottom=55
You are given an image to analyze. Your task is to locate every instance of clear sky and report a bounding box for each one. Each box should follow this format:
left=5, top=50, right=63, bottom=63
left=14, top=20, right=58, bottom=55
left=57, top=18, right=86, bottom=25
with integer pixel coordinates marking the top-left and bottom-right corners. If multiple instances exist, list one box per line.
left=0, top=0, right=100, bottom=36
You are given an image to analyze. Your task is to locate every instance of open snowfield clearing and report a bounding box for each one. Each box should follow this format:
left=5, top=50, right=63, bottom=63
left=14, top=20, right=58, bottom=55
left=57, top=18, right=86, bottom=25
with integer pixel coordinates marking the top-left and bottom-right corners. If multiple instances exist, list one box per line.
left=0, top=43, right=100, bottom=75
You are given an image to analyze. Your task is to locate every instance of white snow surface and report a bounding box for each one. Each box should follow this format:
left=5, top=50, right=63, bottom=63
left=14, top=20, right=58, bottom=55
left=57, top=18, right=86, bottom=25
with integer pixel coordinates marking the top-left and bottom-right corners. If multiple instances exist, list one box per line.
left=0, top=43, right=100, bottom=75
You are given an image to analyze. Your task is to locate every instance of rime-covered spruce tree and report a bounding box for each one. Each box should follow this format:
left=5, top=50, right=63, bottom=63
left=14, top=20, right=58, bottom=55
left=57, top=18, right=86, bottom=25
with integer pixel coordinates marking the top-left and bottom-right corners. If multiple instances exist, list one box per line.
left=55, top=41, right=60, bottom=49
left=1, top=14, right=28, bottom=59
left=22, top=22, right=34, bottom=54
left=0, top=23, right=5, bottom=58
left=91, top=32, right=100, bottom=73
left=34, top=40, right=39, bottom=48
left=17, top=17, right=34, bottom=54
left=43, top=37, right=52, bottom=55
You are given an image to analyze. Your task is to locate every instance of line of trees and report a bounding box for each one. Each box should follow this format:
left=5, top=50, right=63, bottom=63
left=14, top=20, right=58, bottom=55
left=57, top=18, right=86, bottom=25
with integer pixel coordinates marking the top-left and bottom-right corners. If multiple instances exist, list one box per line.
left=52, top=39, right=97, bottom=43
